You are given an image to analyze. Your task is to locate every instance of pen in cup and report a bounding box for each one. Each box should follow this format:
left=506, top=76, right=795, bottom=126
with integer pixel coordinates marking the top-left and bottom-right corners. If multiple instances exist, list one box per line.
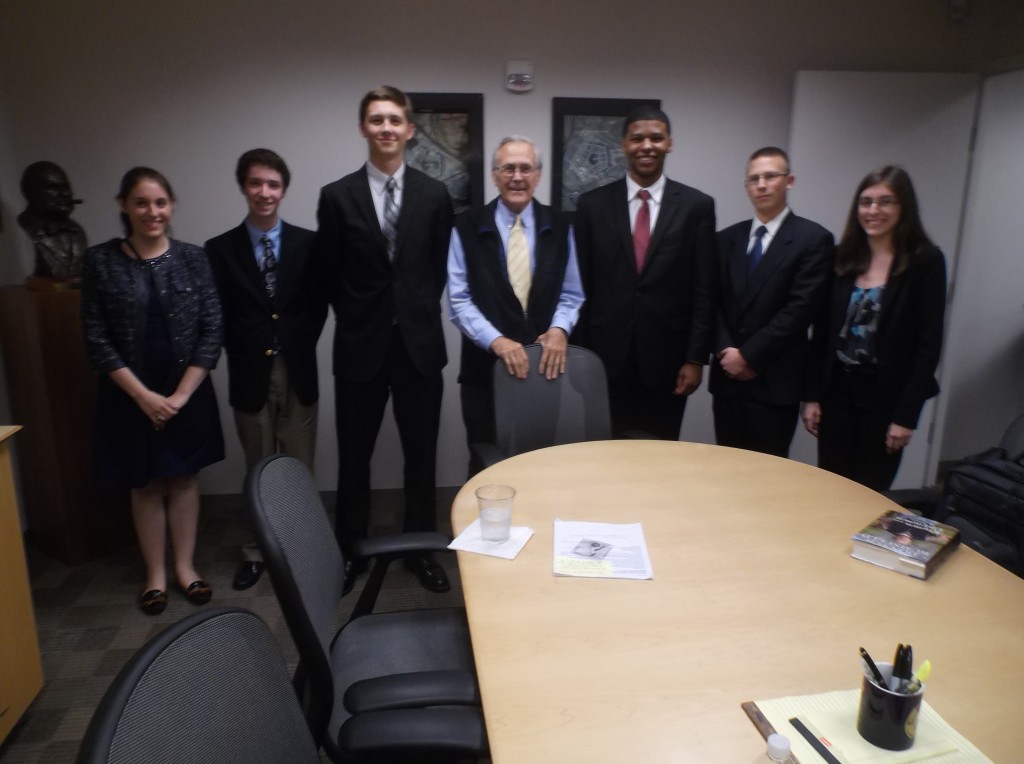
left=859, top=646, right=887, bottom=689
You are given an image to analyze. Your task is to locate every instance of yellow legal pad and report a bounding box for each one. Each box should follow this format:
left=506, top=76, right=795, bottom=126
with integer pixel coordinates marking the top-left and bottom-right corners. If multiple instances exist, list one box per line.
left=747, top=690, right=991, bottom=763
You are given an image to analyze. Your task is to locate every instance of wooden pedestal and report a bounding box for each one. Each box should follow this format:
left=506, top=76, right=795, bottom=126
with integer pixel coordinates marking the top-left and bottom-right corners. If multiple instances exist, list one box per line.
left=0, top=286, right=131, bottom=564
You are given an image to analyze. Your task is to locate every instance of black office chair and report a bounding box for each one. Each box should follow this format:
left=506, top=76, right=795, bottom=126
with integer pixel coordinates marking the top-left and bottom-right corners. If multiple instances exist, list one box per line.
left=245, top=454, right=487, bottom=763
left=471, top=343, right=613, bottom=470
left=76, top=607, right=320, bottom=764
left=884, top=412, right=1024, bottom=516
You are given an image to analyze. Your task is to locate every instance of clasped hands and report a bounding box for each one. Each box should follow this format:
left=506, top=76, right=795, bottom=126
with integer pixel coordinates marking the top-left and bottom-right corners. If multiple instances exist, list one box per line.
left=491, top=327, right=568, bottom=380
left=137, top=389, right=184, bottom=431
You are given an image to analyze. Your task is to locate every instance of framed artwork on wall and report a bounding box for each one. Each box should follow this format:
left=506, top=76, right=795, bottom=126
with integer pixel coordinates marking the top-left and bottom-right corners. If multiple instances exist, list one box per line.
left=406, top=92, right=484, bottom=215
left=551, top=97, right=661, bottom=215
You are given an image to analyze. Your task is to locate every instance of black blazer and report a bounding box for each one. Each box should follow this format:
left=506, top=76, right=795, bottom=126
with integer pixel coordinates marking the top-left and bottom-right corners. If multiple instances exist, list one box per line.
left=574, top=177, right=717, bottom=387
left=206, top=221, right=327, bottom=413
left=314, top=166, right=453, bottom=383
left=710, top=212, right=834, bottom=405
left=809, top=245, right=947, bottom=429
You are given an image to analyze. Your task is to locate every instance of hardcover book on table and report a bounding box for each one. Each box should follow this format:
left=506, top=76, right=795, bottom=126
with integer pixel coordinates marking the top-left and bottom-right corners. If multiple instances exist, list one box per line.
left=851, top=509, right=960, bottom=580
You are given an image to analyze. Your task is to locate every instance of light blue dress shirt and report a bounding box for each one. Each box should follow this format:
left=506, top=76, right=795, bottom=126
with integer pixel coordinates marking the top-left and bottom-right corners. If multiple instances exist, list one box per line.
left=447, top=199, right=585, bottom=351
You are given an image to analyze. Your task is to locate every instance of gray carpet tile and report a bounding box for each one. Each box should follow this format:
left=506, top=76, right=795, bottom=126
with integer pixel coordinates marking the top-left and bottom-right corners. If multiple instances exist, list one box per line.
left=0, top=487, right=464, bottom=764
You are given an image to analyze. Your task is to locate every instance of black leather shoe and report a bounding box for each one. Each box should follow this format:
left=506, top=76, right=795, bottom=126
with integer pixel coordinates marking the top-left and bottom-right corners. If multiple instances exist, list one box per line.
left=232, top=561, right=265, bottom=591
left=405, top=554, right=450, bottom=593
left=342, top=558, right=368, bottom=597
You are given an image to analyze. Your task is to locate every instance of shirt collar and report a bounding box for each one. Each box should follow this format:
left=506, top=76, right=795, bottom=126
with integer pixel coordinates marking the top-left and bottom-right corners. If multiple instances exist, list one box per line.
left=366, top=161, right=406, bottom=194
left=625, top=173, right=667, bottom=204
left=495, top=198, right=535, bottom=229
left=245, top=218, right=282, bottom=249
left=750, top=206, right=790, bottom=239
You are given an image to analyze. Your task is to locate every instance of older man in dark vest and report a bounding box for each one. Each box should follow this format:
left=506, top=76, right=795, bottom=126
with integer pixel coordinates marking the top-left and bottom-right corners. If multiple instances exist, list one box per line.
left=447, top=135, right=585, bottom=476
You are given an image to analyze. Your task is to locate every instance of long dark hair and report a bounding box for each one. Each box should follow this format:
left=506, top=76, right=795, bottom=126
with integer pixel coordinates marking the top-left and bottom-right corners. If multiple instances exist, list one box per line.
left=116, top=166, right=176, bottom=237
left=835, top=165, right=933, bottom=277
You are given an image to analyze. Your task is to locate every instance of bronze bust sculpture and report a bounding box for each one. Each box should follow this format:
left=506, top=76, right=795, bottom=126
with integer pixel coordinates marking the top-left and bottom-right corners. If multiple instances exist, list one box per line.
left=16, top=161, right=87, bottom=283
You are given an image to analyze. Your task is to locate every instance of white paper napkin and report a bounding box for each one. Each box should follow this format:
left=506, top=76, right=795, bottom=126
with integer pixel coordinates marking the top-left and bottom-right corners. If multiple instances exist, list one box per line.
left=448, top=519, right=534, bottom=559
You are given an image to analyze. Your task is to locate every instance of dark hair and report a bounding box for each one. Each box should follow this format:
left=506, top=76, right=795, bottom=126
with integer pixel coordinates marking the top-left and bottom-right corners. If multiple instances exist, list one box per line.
left=359, top=85, right=412, bottom=123
left=116, top=166, right=176, bottom=238
left=621, top=105, right=672, bottom=137
left=748, top=146, right=790, bottom=168
left=835, top=165, right=933, bottom=277
left=235, top=148, right=290, bottom=189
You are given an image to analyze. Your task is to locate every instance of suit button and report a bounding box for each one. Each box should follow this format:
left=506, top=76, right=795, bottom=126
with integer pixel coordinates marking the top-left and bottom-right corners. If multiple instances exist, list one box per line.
left=271, top=313, right=279, bottom=320
left=264, top=349, right=274, bottom=357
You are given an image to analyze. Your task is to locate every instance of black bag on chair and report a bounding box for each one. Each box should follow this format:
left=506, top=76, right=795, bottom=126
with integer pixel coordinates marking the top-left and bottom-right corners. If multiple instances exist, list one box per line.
left=934, top=447, right=1024, bottom=578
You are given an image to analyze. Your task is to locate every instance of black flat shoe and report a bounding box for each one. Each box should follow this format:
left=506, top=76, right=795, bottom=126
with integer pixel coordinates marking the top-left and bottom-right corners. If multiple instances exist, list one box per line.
left=181, top=580, right=212, bottom=605
left=139, top=589, right=168, bottom=615
left=405, top=554, right=450, bottom=593
left=232, top=561, right=265, bottom=591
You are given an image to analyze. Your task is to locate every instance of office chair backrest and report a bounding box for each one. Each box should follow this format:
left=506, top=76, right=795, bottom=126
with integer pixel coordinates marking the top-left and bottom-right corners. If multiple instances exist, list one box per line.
left=492, top=343, right=612, bottom=456
left=76, top=608, right=319, bottom=764
left=245, top=453, right=343, bottom=747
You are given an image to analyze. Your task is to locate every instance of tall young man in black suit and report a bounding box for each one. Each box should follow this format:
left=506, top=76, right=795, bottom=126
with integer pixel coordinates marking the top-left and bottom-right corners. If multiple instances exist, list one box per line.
left=574, top=106, right=717, bottom=440
left=315, top=86, right=454, bottom=593
left=206, top=148, right=327, bottom=590
left=711, top=147, right=833, bottom=457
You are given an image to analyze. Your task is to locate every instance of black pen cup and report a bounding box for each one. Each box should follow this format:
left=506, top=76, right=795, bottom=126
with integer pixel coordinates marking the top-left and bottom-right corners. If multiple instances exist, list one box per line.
left=856, top=661, right=924, bottom=750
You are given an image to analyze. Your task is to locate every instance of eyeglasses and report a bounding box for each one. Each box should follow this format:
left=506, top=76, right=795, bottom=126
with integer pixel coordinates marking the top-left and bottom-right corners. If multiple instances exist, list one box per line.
left=743, top=172, right=789, bottom=185
left=495, top=164, right=537, bottom=178
left=858, top=196, right=900, bottom=210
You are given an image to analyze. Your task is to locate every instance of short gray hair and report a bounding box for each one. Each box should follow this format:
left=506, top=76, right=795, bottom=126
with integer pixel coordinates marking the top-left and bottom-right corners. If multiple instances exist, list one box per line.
left=491, top=135, right=543, bottom=170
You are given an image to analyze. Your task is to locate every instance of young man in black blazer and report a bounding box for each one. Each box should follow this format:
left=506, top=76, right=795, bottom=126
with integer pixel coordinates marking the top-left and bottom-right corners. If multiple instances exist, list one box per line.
left=206, top=148, right=327, bottom=590
left=574, top=106, right=717, bottom=440
left=711, top=147, right=834, bottom=457
left=315, top=86, right=454, bottom=593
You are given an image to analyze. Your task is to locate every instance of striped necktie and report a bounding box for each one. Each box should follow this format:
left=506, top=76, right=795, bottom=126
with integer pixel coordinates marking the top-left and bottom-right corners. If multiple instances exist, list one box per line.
left=506, top=215, right=530, bottom=311
left=382, top=177, right=399, bottom=261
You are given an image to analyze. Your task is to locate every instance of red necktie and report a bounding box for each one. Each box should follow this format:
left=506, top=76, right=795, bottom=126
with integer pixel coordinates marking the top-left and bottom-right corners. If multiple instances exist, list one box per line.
left=633, top=189, right=651, bottom=272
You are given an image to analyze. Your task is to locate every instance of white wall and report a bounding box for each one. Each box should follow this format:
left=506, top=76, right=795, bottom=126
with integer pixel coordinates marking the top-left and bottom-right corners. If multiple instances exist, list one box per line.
left=1, top=1, right=1021, bottom=494
left=939, top=69, right=1024, bottom=458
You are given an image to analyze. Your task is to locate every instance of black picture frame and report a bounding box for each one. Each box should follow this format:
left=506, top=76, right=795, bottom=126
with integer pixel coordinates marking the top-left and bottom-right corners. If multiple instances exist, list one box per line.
left=406, top=92, right=484, bottom=215
left=551, top=97, right=661, bottom=215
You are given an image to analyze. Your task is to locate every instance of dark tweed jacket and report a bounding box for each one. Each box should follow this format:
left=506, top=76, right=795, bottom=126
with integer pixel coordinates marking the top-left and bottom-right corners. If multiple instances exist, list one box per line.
left=81, top=238, right=222, bottom=381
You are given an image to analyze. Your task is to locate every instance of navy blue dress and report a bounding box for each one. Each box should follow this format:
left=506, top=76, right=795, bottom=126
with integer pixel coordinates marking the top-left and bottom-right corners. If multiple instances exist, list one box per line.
left=92, top=251, right=224, bottom=490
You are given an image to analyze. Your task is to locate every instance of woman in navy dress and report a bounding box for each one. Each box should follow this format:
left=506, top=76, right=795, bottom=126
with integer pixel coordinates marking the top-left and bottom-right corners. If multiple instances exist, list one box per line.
left=802, top=166, right=946, bottom=491
left=81, top=167, right=224, bottom=614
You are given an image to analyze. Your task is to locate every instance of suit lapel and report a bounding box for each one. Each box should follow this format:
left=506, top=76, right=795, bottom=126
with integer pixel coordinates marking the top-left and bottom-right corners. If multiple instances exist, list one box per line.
left=726, top=221, right=751, bottom=300
left=737, top=214, right=794, bottom=311
left=231, top=223, right=270, bottom=300
left=611, top=181, right=635, bottom=273
left=353, top=167, right=390, bottom=261
left=639, top=180, right=680, bottom=277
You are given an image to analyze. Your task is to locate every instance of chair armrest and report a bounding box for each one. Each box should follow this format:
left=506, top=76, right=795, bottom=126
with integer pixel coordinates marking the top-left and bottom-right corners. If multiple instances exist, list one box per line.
left=338, top=707, right=488, bottom=758
left=343, top=670, right=480, bottom=714
left=347, top=532, right=455, bottom=620
left=352, top=532, right=453, bottom=560
left=469, top=442, right=508, bottom=471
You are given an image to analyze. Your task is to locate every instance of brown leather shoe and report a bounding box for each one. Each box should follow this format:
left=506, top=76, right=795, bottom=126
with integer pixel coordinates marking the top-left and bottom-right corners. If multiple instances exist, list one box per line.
left=139, top=589, right=168, bottom=615
left=181, top=580, right=212, bottom=605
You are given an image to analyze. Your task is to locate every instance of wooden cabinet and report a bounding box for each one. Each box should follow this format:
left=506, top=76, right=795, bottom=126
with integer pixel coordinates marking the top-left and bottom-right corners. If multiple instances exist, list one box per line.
left=0, top=286, right=131, bottom=564
left=0, top=426, right=43, bottom=743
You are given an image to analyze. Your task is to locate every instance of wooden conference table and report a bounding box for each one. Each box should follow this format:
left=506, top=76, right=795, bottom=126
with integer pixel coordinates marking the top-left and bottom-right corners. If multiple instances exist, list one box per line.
left=450, top=440, right=1024, bottom=762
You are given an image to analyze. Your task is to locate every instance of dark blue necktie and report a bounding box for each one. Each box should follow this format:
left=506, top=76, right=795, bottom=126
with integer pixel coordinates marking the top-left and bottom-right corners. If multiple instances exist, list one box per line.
left=747, top=225, right=767, bottom=273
